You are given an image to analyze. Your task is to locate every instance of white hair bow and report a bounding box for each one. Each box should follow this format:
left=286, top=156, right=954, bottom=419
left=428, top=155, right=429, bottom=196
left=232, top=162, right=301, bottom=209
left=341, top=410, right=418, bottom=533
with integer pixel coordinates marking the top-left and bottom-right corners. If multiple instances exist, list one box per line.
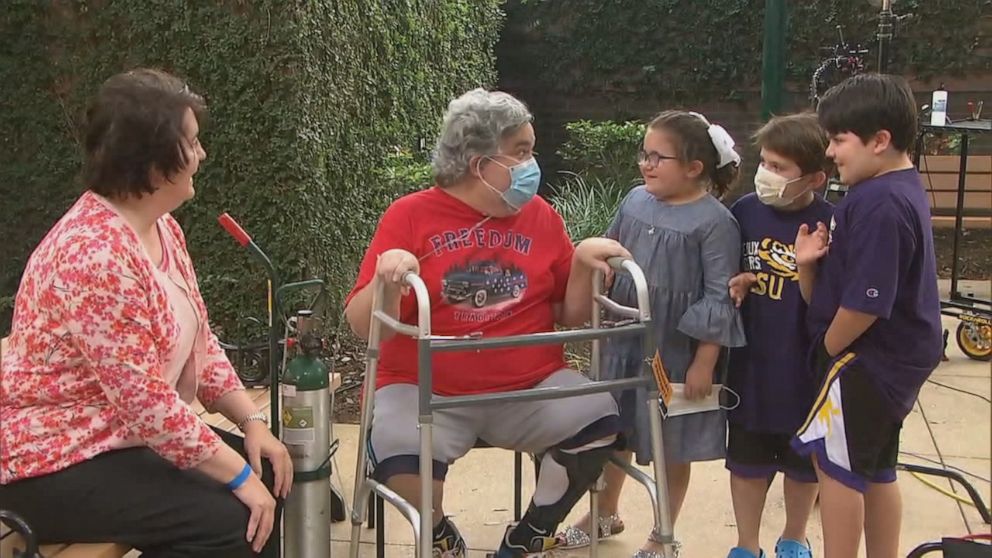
left=689, top=112, right=741, bottom=169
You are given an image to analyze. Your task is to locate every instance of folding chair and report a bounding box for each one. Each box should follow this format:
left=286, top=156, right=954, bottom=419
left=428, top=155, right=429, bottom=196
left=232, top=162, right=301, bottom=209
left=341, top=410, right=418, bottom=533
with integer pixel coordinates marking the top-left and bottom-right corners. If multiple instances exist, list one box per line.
left=350, top=257, right=677, bottom=558
left=906, top=535, right=991, bottom=558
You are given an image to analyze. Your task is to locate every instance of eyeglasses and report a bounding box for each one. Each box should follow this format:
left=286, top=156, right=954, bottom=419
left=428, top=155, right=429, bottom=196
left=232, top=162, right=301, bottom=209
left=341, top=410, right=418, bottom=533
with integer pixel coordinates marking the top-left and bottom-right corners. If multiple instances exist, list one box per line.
left=637, top=150, right=679, bottom=167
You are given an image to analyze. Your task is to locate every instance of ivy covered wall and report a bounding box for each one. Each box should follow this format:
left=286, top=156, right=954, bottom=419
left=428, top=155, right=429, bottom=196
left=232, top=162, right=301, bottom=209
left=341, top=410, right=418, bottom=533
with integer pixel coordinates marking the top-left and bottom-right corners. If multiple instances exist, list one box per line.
left=0, top=1, right=503, bottom=336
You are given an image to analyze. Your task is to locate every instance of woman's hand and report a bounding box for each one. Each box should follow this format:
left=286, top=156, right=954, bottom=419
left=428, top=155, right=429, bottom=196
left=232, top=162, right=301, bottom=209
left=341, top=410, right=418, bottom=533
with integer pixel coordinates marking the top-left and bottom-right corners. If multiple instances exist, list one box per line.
left=243, top=422, right=293, bottom=499
left=232, top=474, right=278, bottom=553
left=684, top=362, right=714, bottom=401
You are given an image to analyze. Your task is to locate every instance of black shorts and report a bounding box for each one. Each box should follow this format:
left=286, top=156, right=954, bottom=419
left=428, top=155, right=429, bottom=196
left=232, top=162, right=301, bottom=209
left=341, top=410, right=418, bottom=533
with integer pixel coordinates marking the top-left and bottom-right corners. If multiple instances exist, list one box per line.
left=791, top=340, right=902, bottom=493
left=726, top=423, right=816, bottom=483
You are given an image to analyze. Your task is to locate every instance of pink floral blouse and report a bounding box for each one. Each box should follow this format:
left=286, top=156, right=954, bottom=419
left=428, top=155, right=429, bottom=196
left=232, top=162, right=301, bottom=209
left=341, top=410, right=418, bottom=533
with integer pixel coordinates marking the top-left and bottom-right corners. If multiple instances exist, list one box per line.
left=0, top=191, right=244, bottom=483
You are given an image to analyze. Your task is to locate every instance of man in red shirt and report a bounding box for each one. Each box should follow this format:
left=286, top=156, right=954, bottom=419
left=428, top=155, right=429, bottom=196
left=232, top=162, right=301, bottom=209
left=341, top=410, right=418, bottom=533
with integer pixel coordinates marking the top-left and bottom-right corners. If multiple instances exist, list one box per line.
left=345, top=88, right=629, bottom=557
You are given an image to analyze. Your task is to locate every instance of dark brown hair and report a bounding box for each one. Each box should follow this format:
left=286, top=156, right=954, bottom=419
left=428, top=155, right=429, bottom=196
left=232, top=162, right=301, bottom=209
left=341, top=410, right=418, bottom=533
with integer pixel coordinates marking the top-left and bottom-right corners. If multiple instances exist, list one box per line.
left=83, top=68, right=206, bottom=199
left=817, top=73, right=918, bottom=152
left=753, top=112, right=833, bottom=175
left=648, top=110, right=740, bottom=198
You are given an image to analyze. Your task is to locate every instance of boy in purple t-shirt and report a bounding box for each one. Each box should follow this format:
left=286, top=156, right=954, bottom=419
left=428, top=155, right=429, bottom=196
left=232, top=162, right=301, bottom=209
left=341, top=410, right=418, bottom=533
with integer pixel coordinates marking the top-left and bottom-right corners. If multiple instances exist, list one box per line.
left=793, top=74, right=943, bottom=558
left=726, top=113, right=834, bottom=558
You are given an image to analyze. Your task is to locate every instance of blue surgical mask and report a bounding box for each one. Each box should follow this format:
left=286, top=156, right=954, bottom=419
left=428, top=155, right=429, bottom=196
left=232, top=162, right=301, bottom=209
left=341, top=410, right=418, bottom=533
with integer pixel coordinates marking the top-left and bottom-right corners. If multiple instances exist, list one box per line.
left=483, top=157, right=541, bottom=211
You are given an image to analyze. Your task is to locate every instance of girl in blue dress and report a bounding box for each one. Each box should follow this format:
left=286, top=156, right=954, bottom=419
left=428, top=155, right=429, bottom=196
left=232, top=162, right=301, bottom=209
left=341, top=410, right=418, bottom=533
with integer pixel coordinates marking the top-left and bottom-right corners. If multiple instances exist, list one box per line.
left=560, top=111, right=746, bottom=558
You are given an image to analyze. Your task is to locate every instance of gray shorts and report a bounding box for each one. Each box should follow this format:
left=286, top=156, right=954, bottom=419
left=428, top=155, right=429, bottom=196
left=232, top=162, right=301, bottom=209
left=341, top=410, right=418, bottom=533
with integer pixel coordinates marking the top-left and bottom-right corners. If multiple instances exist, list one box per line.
left=369, top=369, right=620, bottom=481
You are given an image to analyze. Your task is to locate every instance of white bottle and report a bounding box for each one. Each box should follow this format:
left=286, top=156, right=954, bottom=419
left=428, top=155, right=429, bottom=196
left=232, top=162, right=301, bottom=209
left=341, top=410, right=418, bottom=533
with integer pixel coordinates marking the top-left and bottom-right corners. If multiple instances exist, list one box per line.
left=931, top=86, right=948, bottom=126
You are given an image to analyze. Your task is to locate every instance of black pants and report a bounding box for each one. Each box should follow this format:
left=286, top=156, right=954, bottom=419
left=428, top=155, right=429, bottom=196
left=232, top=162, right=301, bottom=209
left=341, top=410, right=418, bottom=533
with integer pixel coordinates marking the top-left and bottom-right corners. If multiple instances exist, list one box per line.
left=0, top=428, right=282, bottom=558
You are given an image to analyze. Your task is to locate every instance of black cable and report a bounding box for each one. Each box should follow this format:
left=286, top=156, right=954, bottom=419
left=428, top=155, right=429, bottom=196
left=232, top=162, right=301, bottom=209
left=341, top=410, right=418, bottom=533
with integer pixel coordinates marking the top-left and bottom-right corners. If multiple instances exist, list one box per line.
left=916, top=397, right=973, bottom=533
left=926, top=378, right=992, bottom=404
left=900, top=450, right=992, bottom=484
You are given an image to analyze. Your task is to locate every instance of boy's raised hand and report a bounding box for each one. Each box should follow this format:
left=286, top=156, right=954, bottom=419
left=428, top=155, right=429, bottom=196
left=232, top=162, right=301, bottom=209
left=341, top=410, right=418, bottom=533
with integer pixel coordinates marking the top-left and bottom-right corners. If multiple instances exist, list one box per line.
left=795, top=222, right=829, bottom=266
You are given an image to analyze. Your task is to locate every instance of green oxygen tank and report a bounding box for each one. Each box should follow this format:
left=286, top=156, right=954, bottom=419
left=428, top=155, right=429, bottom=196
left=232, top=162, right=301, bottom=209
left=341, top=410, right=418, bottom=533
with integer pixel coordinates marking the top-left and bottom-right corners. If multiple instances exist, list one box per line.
left=281, top=310, right=332, bottom=558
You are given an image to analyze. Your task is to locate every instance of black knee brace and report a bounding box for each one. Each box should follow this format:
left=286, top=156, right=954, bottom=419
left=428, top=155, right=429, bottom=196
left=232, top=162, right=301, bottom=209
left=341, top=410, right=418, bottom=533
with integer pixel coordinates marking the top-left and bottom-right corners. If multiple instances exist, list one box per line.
left=519, top=443, right=615, bottom=532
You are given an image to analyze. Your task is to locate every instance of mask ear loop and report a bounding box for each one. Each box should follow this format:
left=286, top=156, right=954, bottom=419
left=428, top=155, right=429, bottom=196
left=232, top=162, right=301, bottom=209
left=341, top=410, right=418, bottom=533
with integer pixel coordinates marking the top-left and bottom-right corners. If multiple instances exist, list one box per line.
left=659, top=383, right=728, bottom=419
left=476, top=155, right=525, bottom=211
left=720, top=385, right=741, bottom=412
left=778, top=175, right=813, bottom=203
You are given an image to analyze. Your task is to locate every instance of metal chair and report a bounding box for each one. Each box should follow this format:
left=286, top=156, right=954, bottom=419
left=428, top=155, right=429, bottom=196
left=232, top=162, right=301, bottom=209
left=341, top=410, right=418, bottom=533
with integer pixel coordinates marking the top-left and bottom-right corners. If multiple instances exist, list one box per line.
left=899, top=463, right=991, bottom=557
left=349, top=257, right=677, bottom=557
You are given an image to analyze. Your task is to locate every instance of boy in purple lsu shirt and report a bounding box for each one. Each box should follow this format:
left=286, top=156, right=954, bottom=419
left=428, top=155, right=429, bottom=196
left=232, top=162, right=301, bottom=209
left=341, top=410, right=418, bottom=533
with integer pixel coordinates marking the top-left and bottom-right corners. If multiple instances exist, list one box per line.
left=726, top=113, right=834, bottom=558
left=793, top=74, right=943, bottom=558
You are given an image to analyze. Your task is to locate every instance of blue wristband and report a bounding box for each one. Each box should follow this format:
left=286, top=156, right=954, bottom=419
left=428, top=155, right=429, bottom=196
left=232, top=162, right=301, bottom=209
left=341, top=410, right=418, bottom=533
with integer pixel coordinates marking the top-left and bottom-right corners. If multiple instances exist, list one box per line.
left=227, top=463, right=252, bottom=491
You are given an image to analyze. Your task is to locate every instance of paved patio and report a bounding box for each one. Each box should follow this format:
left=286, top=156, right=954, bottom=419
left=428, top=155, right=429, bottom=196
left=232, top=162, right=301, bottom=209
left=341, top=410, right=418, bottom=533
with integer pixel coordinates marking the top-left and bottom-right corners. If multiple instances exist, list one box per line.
left=99, top=281, right=989, bottom=558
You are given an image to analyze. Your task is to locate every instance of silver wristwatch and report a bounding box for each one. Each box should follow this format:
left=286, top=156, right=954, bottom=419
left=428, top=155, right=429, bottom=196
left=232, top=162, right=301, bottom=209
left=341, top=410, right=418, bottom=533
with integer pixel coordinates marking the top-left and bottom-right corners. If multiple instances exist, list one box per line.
left=237, top=411, right=270, bottom=432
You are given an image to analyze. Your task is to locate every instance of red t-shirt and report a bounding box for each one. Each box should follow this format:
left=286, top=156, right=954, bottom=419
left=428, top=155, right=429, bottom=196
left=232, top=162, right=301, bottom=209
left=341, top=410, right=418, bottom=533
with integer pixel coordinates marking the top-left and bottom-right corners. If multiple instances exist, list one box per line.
left=346, top=187, right=575, bottom=395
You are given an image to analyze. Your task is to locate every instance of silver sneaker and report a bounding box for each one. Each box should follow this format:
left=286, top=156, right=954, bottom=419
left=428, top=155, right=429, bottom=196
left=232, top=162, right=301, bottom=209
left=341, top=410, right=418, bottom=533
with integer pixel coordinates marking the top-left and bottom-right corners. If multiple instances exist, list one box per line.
left=558, top=514, right=625, bottom=549
left=632, top=539, right=681, bottom=558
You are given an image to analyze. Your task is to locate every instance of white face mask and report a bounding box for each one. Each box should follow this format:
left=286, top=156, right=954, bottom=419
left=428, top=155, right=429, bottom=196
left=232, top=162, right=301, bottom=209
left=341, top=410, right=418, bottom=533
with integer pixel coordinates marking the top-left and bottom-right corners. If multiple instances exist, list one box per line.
left=754, top=165, right=808, bottom=208
left=661, top=384, right=740, bottom=419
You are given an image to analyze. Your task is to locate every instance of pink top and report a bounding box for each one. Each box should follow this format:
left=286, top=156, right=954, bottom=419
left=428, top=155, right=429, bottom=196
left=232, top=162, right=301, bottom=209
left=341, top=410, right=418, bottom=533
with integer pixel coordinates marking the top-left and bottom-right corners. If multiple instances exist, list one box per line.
left=0, top=191, right=244, bottom=483
left=151, top=222, right=200, bottom=402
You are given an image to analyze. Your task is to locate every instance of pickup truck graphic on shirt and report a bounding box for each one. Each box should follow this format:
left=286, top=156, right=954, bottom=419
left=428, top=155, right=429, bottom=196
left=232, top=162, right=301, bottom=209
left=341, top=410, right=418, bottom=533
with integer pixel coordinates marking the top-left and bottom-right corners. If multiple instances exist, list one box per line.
left=441, top=260, right=528, bottom=309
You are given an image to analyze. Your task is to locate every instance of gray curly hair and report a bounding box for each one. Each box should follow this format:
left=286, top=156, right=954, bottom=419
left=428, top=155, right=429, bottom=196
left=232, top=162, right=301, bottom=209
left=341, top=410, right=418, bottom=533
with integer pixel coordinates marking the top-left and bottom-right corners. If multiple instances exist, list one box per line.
left=431, top=88, right=533, bottom=187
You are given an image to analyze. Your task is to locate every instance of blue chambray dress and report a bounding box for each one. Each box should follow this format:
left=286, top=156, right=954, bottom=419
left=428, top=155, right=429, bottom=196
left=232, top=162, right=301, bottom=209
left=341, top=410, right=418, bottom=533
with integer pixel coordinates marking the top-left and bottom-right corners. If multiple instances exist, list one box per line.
left=602, top=186, right=747, bottom=465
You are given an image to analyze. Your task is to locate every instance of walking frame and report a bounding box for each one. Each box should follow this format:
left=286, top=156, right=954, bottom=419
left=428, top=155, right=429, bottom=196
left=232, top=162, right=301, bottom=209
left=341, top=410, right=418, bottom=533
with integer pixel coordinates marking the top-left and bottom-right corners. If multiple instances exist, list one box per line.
left=349, top=257, right=677, bottom=557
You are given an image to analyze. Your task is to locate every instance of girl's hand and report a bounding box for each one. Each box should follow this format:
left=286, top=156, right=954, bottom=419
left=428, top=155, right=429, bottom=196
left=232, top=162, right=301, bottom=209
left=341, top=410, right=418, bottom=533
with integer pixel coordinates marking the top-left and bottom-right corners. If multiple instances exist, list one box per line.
left=795, top=222, right=829, bottom=266
left=684, top=363, right=714, bottom=401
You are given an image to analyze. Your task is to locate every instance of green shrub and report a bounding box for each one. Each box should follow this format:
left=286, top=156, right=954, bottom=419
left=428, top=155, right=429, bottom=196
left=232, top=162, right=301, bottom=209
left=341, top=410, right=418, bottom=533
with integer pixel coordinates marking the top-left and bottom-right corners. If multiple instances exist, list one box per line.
left=557, top=120, right=645, bottom=187
left=550, top=172, right=631, bottom=242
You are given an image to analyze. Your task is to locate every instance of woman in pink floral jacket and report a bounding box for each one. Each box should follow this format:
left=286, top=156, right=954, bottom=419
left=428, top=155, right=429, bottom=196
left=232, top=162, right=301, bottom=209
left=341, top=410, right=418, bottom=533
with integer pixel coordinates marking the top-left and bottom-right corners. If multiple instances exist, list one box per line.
left=0, top=69, right=289, bottom=558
